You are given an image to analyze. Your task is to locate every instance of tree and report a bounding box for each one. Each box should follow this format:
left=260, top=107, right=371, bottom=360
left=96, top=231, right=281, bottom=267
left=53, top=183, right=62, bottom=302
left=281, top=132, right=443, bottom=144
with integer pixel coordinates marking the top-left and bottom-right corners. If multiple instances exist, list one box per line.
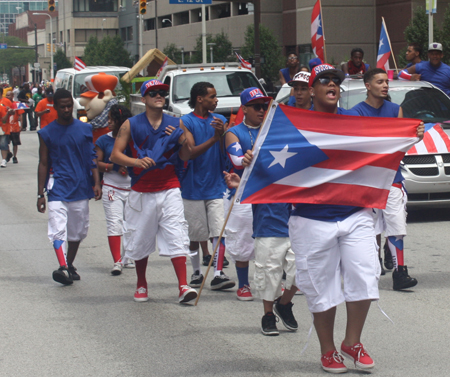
left=54, top=49, right=72, bottom=72
left=398, top=6, right=439, bottom=67
left=163, top=43, right=181, bottom=64
left=240, top=24, right=284, bottom=83
left=0, top=35, right=34, bottom=76
left=192, top=31, right=234, bottom=64
left=437, top=5, right=450, bottom=65
left=83, top=36, right=133, bottom=67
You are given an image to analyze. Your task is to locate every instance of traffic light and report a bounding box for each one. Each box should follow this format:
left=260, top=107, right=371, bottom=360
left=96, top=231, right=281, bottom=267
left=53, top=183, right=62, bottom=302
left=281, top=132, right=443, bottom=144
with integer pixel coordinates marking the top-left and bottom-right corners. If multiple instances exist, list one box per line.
left=139, top=0, right=147, bottom=15
left=48, top=0, right=55, bottom=12
left=47, top=43, right=50, bottom=52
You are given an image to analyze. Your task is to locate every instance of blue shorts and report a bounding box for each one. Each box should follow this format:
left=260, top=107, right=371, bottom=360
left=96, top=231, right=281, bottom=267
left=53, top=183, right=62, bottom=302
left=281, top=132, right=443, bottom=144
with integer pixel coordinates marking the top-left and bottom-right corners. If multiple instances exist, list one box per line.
left=0, top=135, right=10, bottom=151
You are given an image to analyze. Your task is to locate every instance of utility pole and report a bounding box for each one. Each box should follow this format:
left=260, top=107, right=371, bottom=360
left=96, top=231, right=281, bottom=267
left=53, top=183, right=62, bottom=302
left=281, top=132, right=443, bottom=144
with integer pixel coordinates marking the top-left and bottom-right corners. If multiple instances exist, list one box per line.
left=34, top=23, right=38, bottom=83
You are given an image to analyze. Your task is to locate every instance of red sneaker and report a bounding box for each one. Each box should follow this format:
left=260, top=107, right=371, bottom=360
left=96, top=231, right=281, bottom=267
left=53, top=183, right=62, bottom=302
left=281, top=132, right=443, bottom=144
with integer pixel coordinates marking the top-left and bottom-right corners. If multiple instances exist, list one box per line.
left=237, top=285, right=253, bottom=301
left=340, top=342, right=374, bottom=370
left=134, top=287, right=149, bottom=302
left=321, top=350, right=348, bottom=374
left=179, top=285, right=197, bottom=304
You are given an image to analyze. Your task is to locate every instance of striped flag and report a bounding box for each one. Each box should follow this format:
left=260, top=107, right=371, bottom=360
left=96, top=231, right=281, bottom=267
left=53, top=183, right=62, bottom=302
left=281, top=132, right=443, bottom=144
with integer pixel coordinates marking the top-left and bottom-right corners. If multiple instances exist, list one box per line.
left=376, top=19, right=391, bottom=70
left=407, top=123, right=450, bottom=155
left=235, top=103, right=420, bottom=209
left=13, top=102, right=29, bottom=110
left=311, top=0, right=325, bottom=62
left=235, top=52, right=252, bottom=70
left=74, top=57, right=86, bottom=71
left=155, top=57, right=168, bottom=80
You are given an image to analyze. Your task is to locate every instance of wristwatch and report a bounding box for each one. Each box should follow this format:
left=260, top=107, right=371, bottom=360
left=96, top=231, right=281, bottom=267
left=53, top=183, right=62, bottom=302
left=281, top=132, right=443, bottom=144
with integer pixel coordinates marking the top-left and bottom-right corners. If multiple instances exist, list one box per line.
left=37, top=194, right=45, bottom=199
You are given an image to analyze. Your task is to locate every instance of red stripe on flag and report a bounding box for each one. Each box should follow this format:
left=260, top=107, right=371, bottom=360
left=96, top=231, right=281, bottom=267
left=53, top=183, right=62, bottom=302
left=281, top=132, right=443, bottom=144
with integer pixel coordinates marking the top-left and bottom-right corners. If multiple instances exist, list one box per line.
left=241, top=182, right=390, bottom=209
left=433, top=125, right=450, bottom=152
left=279, top=105, right=420, bottom=138
left=315, top=149, right=404, bottom=171
left=376, top=53, right=390, bottom=70
left=422, top=131, right=438, bottom=153
left=407, top=145, right=418, bottom=155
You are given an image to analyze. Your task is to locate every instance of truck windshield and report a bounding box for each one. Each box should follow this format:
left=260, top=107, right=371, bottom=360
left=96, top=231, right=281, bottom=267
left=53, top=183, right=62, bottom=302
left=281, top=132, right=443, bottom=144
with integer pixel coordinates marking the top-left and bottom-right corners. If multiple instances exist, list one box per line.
left=172, top=71, right=261, bottom=102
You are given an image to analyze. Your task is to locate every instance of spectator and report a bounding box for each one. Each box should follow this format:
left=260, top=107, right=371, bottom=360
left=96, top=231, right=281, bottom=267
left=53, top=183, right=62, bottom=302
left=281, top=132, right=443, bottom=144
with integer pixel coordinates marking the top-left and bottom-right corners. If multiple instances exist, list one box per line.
left=6, top=92, right=25, bottom=164
left=279, top=52, right=301, bottom=85
left=342, top=48, right=370, bottom=75
left=0, top=89, right=15, bottom=168
left=287, top=71, right=312, bottom=110
left=33, top=86, right=43, bottom=107
left=17, top=82, right=35, bottom=131
left=405, top=42, right=422, bottom=68
left=35, top=87, right=57, bottom=129
left=402, top=43, right=450, bottom=96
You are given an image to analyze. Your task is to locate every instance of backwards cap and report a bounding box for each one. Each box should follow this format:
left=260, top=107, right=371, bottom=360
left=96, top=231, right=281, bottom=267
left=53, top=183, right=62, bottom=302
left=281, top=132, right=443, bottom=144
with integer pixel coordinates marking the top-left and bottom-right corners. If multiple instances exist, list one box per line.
left=288, top=71, right=311, bottom=87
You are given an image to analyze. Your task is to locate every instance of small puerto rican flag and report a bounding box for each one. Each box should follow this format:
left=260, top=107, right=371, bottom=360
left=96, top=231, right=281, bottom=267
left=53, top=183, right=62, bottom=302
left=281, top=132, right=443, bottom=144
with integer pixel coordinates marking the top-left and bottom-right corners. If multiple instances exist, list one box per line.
left=14, top=102, right=29, bottom=110
left=74, top=56, right=86, bottom=71
left=235, top=52, right=252, bottom=70
left=407, top=123, right=450, bottom=155
left=155, top=57, right=169, bottom=80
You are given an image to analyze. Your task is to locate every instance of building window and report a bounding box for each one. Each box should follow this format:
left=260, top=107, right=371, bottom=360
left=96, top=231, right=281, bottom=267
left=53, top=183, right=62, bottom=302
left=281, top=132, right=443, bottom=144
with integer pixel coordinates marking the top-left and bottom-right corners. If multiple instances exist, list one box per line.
left=75, top=29, right=87, bottom=42
left=237, top=2, right=249, bottom=15
left=210, top=4, right=230, bottom=20
left=173, top=11, right=189, bottom=26
left=67, top=29, right=71, bottom=43
left=73, top=0, right=118, bottom=12
left=121, top=27, right=127, bottom=40
left=145, top=19, right=155, bottom=31
left=127, top=26, right=133, bottom=41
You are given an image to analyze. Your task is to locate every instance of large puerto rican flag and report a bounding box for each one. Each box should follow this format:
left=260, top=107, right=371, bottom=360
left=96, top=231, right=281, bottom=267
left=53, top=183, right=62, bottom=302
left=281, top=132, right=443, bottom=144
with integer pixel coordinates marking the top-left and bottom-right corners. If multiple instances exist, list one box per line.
left=235, top=103, right=421, bottom=209
left=407, top=123, right=450, bottom=154
left=376, top=19, right=391, bottom=70
left=311, top=0, right=325, bottom=62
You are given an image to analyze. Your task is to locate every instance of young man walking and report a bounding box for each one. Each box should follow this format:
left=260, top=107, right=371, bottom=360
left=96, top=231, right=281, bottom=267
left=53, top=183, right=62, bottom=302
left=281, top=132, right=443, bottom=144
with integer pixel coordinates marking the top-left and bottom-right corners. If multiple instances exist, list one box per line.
left=37, top=89, right=102, bottom=285
left=111, top=79, right=198, bottom=304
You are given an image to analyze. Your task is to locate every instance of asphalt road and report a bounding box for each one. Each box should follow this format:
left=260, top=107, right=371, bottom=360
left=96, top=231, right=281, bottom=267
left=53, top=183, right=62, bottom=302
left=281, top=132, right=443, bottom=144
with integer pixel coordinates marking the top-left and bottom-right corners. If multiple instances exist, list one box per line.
left=1, top=132, right=449, bottom=377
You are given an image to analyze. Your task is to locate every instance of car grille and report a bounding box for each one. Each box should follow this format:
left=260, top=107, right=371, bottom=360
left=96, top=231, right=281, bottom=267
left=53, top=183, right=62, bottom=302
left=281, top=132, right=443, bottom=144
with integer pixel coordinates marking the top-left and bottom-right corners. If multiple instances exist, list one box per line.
left=409, top=192, right=450, bottom=201
left=403, top=155, right=436, bottom=164
left=408, top=167, right=439, bottom=176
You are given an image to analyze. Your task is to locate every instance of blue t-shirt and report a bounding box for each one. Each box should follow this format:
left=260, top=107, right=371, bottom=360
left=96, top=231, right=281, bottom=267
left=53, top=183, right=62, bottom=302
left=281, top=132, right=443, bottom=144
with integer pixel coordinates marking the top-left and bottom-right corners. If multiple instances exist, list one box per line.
left=180, top=112, right=227, bottom=200
left=280, top=68, right=291, bottom=83
left=291, top=107, right=363, bottom=222
left=38, top=119, right=95, bottom=202
left=95, top=133, right=115, bottom=163
left=252, top=203, right=290, bottom=238
left=415, top=61, right=450, bottom=95
left=227, top=121, right=260, bottom=178
left=351, top=100, right=403, bottom=183
left=287, top=97, right=314, bottom=110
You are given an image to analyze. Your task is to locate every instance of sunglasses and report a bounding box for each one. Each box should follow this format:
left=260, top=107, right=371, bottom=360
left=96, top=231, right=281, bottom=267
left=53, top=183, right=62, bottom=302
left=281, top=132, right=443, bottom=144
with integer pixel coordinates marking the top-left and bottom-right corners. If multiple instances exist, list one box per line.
left=288, top=56, right=298, bottom=60
left=147, top=90, right=168, bottom=98
left=318, top=77, right=341, bottom=85
left=247, top=103, right=268, bottom=111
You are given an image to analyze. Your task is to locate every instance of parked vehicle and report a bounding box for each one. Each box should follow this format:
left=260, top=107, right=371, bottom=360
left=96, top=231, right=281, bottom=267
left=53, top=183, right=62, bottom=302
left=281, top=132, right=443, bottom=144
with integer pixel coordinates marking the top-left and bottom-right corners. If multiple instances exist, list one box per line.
left=130, top=63, right=266, bottom=119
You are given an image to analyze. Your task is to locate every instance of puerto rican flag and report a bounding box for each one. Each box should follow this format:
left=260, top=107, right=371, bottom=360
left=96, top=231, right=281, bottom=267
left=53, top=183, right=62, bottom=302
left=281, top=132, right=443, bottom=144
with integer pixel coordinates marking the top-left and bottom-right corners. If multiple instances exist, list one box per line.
left=235, top=52, right=252, bottom=70
left=311, top=0, right=325, bottom=62
left=156, top=57, right=168, bottom=80
left=407, top=123, right=450, bottom=155
left=13, top=102, right=29, bottom=110
left=74, top=57, right=86, bottom=71
left=376, top=19, right=391, bottom=70
left=235, top=103, right=421, bottom=209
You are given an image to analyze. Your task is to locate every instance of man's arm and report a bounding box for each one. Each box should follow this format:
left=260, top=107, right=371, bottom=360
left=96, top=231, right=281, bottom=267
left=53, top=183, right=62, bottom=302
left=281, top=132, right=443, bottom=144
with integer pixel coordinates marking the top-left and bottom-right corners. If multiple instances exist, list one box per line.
left=91, top=157, right=102, bottom=200
left=110, top=120, right=155, bottom=169
left=37, top=135, right=49, bottom=213
left=181, top=117, right=228, bottom=160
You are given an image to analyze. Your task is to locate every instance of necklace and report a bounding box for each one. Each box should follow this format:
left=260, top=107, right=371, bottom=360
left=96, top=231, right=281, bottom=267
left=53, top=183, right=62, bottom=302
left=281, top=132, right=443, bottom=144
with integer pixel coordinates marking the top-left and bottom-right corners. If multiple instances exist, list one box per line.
left=243, top=118, right=260, bottom=147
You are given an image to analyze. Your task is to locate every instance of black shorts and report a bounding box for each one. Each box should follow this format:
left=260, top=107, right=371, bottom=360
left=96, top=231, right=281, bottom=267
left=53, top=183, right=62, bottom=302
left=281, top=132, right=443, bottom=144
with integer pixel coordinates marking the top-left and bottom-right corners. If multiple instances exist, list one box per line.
left=10, top=132, right=21, bottom=146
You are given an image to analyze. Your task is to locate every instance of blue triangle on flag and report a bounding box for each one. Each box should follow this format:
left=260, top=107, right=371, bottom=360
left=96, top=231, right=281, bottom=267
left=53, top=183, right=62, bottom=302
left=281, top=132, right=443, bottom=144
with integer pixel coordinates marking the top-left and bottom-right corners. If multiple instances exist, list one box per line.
left=242, top=106, right=328, bottom=198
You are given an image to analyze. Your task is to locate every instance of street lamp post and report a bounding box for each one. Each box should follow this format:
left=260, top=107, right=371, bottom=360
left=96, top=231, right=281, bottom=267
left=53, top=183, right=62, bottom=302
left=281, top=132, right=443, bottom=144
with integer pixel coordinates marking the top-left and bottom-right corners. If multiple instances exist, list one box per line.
left=179, top=46, right=184, bottom=64
left=207, top=43, right=216, bottom=63
left=33, top=13, right=53, bottom=80
left=102, top=18, right=106, bottom=39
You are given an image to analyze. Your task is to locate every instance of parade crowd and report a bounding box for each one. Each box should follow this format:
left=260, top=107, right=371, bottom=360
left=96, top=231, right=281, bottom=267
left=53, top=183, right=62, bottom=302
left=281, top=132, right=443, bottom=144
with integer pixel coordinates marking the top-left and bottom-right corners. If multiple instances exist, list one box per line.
left=3, top=40, right=447, bottom=374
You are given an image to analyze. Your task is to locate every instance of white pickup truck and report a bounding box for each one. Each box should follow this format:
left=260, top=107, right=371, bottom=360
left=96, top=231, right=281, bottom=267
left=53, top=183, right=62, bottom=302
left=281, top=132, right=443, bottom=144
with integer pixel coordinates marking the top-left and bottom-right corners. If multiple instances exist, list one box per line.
left=130, top=62, right=267, bottom=119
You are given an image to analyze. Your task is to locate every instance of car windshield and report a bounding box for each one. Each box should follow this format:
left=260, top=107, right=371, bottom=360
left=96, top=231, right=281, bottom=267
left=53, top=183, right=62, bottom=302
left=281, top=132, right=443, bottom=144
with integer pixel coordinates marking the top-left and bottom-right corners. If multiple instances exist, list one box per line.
left=73, top=71, right=128, bottom=98
left=172, top=71, right=261, bottom=102
left=340, top=85, right=450, bottom=125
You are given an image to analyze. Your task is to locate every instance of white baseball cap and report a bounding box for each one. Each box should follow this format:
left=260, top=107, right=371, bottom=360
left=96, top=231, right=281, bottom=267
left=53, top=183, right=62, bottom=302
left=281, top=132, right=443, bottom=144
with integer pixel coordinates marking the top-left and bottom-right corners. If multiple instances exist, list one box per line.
left=429, top=42, right=443, bottom=52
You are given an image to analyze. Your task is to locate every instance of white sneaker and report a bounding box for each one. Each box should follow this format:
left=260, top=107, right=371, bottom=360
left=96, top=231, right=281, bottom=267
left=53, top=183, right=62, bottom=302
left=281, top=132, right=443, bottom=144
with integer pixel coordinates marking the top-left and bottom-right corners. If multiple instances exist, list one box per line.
left=0, top=159, right=6, bottom=168
left=123, top=260, right=135, bottom=268
left=111, top=262, right=122, bottom=276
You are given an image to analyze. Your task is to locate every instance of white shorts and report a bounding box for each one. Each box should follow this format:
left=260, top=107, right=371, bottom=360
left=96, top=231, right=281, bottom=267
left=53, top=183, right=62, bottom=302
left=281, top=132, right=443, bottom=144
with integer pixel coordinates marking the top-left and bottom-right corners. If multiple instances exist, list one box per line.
left=102, top=186, right=130, bottom=236
left=223, top=191, right=254, bottom=263
left=253, top=237, right=296, bottom=301
left=289, top=209, right=380, bottom=313
left=123, top=188, right=190, bottom=261
left=47, top=200, right=90, bottom=243
left=183, top=198, right=224, bottom=241
left=374, top=185, right=407, bottom=237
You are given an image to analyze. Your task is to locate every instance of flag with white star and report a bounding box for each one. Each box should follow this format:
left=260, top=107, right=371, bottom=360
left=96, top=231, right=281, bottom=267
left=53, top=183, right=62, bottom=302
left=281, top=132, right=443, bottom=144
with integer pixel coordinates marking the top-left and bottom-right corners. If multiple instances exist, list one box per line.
left=235, top=103, right=421, bottom=208
left=377, top=18, right=391, bottom=70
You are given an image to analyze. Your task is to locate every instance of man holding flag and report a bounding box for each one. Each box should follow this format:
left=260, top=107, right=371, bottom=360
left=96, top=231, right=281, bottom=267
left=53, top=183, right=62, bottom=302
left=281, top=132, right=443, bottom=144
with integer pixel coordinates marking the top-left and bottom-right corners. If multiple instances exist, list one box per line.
left=239, top=64, right=424, bottom=373
left=352, top=68, right=420, bottom=291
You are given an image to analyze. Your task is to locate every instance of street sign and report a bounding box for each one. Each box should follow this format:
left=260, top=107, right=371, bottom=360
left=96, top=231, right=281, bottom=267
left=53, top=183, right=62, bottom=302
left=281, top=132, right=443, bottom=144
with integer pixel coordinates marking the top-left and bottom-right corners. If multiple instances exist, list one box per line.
left=34, top=62, right=40, bottom=68
left=169, top=0, right=212, bottom=4
left=0, top=43, right=7, bottom=49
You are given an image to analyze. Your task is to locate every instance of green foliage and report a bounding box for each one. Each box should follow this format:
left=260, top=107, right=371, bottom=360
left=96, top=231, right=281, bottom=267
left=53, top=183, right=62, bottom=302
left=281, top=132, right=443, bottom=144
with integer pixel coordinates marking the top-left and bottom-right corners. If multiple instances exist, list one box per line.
left=83, top=36, right=133, bottom=67
left=240, top=24, right=284, bottom=82
left=192, top=31, right=234, bottom=64
left=54, top=49, right=72, bottom=72
left=163, top=43, right=181, bottom=63
left=0, top=35, right=35, bottom=74
left=398, top=6, right=440, bottom=66
left=437, top=6, right=450, bottom=65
